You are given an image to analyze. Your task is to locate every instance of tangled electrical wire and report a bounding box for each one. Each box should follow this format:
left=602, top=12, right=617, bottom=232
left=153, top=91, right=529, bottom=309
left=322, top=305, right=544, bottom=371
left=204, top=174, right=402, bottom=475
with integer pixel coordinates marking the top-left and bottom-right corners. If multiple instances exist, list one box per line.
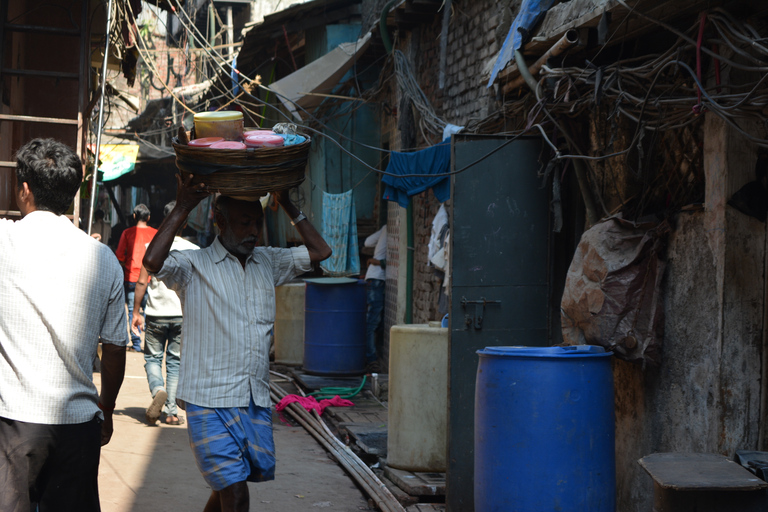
left=104, top=0, right=768, bottom=223
left=486, top=7, right=768, bottom=145
left=461, top=6, right=768, bottom=221
left=117, top=0, right=456, bottom=178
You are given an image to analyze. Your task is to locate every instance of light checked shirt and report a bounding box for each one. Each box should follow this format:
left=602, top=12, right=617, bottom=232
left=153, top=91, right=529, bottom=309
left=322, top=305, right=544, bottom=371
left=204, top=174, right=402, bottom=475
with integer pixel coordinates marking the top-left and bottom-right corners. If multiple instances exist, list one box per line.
left=0, top=211, right=128, bottom=424
left=154, top=237, right=312, bottom=409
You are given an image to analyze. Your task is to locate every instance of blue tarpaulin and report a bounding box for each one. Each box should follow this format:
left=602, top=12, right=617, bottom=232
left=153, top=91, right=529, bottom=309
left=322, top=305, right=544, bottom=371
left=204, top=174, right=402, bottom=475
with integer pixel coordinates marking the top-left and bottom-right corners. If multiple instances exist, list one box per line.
left=487, top=0, right=557, bottom=87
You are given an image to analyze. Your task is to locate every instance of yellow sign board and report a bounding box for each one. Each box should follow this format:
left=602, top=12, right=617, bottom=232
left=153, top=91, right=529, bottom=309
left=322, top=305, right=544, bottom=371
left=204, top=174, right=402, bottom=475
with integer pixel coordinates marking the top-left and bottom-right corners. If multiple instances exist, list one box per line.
left=97, top=144, right=140, bottom=181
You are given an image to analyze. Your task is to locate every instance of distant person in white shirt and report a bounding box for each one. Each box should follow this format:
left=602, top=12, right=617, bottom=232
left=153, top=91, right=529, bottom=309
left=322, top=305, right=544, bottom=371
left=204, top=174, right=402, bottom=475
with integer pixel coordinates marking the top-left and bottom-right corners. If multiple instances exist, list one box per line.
left=0, top=138, right=127, bottom=512
left=143, top=175, right=331, bottom=512
left=131, top=201, right=198, bottom=426
left=363, top=225, right=387, bottom=371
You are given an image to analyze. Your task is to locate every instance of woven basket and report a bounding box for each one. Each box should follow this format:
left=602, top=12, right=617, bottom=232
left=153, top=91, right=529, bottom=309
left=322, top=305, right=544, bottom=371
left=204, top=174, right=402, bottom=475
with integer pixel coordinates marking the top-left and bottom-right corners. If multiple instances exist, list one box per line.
left=172, top=131, right=311, bottom=199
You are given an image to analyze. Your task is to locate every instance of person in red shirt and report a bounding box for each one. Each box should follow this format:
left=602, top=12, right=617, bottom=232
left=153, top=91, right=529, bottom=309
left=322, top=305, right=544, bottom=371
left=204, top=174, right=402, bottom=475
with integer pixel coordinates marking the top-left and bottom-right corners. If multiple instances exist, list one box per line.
left=116, top=204, right=158, bottom=352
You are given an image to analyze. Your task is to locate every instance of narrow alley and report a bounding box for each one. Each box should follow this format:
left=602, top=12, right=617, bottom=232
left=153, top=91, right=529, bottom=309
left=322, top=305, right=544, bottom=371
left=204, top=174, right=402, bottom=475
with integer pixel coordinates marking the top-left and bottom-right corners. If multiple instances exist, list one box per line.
left=95, top=349, right=442, bottom=511
left=7, top=1, right=768, bottom=511
left=97, top=349, right=374, bottom=511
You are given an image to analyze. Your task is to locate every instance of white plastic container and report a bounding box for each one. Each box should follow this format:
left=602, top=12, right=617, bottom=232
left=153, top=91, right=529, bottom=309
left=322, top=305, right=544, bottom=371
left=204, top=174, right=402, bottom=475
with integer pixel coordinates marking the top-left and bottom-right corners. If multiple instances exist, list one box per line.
left=274, top=282, right=305, bottom=366
left=387, top=323, right=449, bottom=472
left=194, top=111, right=244, bottom=140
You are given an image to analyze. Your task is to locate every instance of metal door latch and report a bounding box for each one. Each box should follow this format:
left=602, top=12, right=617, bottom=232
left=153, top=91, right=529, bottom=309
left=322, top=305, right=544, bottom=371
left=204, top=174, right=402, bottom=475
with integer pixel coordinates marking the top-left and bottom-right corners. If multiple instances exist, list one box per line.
left=460, top=297, right=501, bottom=330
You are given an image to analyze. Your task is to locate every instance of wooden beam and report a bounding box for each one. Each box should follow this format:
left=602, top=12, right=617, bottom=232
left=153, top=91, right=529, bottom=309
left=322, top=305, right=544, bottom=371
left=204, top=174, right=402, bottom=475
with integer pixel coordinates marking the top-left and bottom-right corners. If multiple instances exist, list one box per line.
left=0, top=114, right=79, bottom=125
left=1, top=68, right=80, bottom=80
left=3, top=24, right=80, bottom=36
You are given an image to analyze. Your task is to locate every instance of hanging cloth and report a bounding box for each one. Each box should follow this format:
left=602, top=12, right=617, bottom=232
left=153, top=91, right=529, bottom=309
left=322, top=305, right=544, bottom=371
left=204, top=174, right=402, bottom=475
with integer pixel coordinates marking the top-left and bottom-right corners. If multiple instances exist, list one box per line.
left=428, top=203, right=449, bottom=263
left=382, top=139, right=451, bottom=208
left=187, top=196, right=213, bottom=233
left=321, top=190, right=361, bottom=276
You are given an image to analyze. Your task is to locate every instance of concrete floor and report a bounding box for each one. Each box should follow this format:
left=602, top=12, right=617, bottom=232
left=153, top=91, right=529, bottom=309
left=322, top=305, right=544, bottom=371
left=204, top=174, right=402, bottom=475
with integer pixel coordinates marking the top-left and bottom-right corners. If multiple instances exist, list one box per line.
left=95, top=349, right=371, bottom=512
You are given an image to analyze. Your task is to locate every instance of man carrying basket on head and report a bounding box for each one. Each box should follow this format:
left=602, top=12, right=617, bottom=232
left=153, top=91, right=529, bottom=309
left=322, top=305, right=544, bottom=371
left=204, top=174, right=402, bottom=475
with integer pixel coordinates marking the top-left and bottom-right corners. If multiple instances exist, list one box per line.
left=143, top=174, right=331, bottom=512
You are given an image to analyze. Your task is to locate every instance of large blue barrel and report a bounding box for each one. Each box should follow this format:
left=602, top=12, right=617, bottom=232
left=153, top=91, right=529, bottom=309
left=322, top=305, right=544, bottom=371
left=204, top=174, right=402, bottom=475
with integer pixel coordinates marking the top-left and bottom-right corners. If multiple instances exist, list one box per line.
left=475, top=345, right=615, bottom=512
left=303, top=277, right=366, bottom=375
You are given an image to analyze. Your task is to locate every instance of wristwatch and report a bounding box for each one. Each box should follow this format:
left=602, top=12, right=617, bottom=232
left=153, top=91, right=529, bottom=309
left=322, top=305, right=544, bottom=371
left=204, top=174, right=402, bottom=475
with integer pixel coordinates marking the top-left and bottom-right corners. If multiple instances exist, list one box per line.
left=291, top=211, right=307, bottom=226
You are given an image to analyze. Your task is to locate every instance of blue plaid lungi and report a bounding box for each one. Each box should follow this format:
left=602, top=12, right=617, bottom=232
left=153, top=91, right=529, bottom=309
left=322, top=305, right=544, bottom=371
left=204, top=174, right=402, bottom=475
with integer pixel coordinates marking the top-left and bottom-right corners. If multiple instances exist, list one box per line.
left=186, top=400, right=276, bottom=491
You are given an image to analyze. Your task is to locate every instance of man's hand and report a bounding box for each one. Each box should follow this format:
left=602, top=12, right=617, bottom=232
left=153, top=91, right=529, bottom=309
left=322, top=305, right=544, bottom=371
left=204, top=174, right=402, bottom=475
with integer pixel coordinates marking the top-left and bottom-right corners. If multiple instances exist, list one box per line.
left=131, top=313, right=144, bottom=336
left=101, top=411, right=114, bottom=446
left=98, top=343, right=125, bottom=446
left=273, top=190, right=291, bottom=208
left=272, top=188, right=332, bottom=263
left=144, top=174, right=208, bottom=274
left=175, top=173, right=210, bottom=213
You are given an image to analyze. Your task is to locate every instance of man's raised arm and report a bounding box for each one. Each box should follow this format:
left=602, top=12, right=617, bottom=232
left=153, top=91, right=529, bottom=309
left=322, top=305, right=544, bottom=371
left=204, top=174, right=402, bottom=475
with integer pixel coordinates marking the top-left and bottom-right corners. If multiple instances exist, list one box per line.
left=273, top=190, right=332, bottom=263
left=144, top=174, right=210, bottom=273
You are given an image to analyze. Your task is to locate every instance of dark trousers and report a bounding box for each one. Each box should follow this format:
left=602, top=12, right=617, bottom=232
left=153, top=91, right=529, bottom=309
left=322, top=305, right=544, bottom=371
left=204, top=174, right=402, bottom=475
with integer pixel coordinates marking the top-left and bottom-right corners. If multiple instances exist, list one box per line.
left=125, top=281, right=147, bottom=350
left=0, top=416, right=102, bottom=512
left=365, top=279, right=385, bottom=363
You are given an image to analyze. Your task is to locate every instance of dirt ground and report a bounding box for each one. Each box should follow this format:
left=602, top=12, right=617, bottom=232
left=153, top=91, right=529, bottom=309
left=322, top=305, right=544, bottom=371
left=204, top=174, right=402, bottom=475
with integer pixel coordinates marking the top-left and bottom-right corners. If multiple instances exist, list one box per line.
left=95, top=349, right=372, bottom=512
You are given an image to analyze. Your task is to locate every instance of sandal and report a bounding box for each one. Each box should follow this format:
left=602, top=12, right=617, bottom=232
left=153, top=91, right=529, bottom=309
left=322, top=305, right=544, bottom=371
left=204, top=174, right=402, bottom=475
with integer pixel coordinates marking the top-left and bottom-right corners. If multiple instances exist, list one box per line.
left=165, top=415, right=184, bottom=426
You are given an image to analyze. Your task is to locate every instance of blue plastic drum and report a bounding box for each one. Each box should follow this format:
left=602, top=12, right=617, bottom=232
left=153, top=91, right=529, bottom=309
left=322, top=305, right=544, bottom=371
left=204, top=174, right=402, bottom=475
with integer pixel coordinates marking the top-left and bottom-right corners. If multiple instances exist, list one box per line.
left=303, top=277, right=366, bottom=376
left=474, top=345, right=615, bottom=512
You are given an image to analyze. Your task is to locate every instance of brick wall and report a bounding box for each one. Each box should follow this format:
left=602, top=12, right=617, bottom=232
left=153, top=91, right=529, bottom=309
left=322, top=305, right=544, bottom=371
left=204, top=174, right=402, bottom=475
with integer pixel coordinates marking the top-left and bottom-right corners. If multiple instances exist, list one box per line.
left=387, top=0, right=507, bottom=325
left=376, top=0, right=512, bottom=352
left=414, top=0, right=502, bottom=127
left=412, top=189, right=444, bottom=324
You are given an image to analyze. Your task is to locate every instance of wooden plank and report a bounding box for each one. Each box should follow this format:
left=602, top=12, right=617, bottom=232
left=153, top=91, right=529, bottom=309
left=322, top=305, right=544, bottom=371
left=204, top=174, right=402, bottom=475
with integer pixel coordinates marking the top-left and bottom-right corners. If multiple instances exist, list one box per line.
left=380, top=475, right=419, bottom=507
left=2, top=68, right=79, bottom=80
left=342, top=423, right=388, bottom=456
left=0, top=114, right=79, bottom=125
left=639, top=453, right=768, bottom=491
left=4, top=24, right=80, bottom=36
left=384, top=466, right=445, bottom=496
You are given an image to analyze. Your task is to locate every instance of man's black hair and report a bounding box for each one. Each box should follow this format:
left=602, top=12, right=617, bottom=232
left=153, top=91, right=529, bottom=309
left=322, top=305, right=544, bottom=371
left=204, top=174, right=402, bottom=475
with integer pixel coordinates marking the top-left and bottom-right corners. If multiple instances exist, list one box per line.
left=214, top=195, right=231, bottom=218
left=133, top=203, right=150, bottom=222
left=214, top=195, right=263, bottom=220
left=163, top=201, right=176, bottom=218
left=95, top=209, right=105, bottom=220
left=15, top=138, right=82, bottom=215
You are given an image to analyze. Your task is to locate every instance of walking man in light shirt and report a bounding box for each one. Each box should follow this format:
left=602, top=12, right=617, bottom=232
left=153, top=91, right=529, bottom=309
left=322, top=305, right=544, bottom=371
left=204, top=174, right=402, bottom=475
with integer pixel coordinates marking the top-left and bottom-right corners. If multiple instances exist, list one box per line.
left=363, top=225, right=387, bottom=372
left=143, top=174, right=331, bottom=512
left=0, top=138, right=127, bottom=512
left=131, top=201, right=198, bottom=426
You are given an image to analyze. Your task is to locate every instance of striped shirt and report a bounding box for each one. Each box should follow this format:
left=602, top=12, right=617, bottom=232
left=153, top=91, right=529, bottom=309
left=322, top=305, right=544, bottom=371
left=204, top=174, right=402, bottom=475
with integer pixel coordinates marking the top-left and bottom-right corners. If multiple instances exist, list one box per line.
left=0, top=211, right=128, bottom=424
left=154, top=237, right=311, bottom=408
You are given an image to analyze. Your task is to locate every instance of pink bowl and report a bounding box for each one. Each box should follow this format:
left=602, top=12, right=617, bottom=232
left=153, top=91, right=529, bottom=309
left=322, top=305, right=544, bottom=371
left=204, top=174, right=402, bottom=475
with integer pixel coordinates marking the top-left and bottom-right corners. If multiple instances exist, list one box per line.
left=209, top=141, right=247, bottom=149
left=245, top=134, right=284, bottom=148
left=188, top=137, right=224, bottom=147
left=244, top=129, right=276, bottom=137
